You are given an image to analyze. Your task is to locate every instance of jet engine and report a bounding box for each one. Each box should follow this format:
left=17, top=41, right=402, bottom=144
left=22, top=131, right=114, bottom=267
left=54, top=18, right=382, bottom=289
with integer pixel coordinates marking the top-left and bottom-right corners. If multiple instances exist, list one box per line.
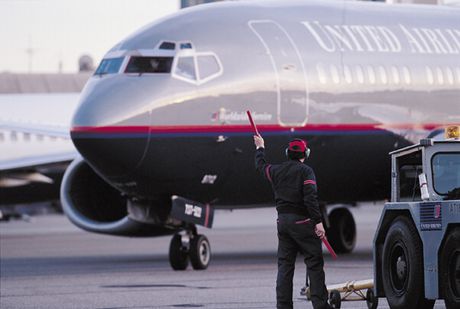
left=60, top=158, right=171, bottom=237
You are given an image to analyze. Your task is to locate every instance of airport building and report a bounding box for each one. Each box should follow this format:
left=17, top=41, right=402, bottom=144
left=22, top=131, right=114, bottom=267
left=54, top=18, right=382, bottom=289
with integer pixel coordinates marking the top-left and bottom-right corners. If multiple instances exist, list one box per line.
left=181, top=0, right=460, bottom=8
left=181, top=0, right=225, bottom=8
left=0, top=73, right=91, bottom=94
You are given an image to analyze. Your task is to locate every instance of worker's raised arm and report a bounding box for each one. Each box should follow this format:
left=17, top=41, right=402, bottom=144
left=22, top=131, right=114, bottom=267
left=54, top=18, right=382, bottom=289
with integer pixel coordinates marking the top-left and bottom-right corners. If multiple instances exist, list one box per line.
left=254, top=135, right=272, bottom=183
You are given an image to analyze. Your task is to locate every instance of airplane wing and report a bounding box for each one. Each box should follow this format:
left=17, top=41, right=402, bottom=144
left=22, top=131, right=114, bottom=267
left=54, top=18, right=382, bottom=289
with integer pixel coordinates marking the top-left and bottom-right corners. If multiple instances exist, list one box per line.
left=0, top=120, right=70, bottom=139
left=0, top=151, right=77, bottom=172
left=0, top=121, right=78, bottom=187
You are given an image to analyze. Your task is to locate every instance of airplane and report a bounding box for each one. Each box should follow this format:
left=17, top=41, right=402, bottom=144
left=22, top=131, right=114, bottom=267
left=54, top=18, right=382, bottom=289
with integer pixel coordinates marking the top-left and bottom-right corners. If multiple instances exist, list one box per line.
left=0, top=93, right=80, bottom=214
left=12, top=0, right=458, bottom=270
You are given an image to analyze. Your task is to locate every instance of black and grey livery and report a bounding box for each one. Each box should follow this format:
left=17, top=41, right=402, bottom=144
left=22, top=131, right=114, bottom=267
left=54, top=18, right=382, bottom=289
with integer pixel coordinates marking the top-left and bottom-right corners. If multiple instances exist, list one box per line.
left=60, top=0, right=459, bottom=270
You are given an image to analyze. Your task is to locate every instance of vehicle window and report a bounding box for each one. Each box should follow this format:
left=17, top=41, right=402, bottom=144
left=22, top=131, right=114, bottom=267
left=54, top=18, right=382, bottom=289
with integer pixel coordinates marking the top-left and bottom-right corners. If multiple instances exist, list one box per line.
left=397, top=150, right=422, bottom=201
left=125, top=57, right=173, bottom=74
left=197, top=55, right=220, bottom=80
left=399, top=165, right=422, bottom=201
left=432, top=153, right=460, bottom=195
left=94, top=57, right=124, bottom=75
left=175, top=56, right=197, bottom=80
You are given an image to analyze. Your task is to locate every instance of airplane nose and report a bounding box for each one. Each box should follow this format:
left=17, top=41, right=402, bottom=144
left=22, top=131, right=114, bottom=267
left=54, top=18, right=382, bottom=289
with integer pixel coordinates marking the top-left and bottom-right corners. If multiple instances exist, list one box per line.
left=70, top=77, right=151, bottom=179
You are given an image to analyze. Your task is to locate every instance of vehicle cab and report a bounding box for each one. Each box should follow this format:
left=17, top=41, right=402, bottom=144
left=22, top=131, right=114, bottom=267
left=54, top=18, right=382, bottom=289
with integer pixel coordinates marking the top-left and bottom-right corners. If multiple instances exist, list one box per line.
left=390, top=126, right=460, bottom=203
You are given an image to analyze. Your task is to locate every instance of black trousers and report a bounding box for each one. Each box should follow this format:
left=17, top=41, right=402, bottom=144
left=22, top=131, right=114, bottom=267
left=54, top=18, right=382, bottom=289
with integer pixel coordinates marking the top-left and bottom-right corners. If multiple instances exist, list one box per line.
left=276, top=213, right=330, bottom=309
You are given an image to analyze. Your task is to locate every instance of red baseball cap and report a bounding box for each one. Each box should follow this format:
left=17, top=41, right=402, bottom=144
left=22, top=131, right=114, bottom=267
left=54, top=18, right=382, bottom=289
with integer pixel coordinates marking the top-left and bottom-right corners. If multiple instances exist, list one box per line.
left=288, top=139, right=307, bottom=152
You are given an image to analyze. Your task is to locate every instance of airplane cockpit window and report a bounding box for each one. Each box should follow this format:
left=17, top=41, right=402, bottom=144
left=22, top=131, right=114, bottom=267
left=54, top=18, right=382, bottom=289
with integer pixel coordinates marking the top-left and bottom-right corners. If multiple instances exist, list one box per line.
left=159, top=42, right=176, bottom=50
left=173, top=52, right=222, bottom=85
left=197, top=55, right=220, bottom=80
left=125, top=56, right=173, bottom=74
left=94, top=57, right=124, bottom=75
left=180, top=43, right=193, bottom=49
left=175, top=56, right=197, bottom=80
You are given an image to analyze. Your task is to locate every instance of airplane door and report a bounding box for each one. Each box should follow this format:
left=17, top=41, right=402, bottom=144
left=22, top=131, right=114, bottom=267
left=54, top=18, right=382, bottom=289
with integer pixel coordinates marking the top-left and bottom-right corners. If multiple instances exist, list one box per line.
left=249, top=20, right=309, bottom=126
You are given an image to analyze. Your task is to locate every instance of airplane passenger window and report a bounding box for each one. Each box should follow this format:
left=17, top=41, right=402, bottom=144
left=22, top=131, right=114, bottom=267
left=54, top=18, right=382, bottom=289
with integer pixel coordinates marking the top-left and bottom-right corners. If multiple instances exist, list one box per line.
left=356, top=66, right=364, bottom=84
left=175, top=56, right=197, bottom=80
left=378, top=66, right=387, bottom=84
left=316, top=63, right=327, bottom=84
left=94, top=57, right=124, bottom=75
left=446, top=67, right=454, bottom=85
left=367, top=66, right=376, bottom=84
left=402, top=67, right=411, bottom=84
left=125, top=57, right=173, bottom=74
left=197, top=55, right=220, bottom=80
left=436, top=67, right=444, bottom=85
left=426, top=67, right=434, bottom=85
left=391, top=66, right=400, bottom=84
left=343, top=65, right=352, bottom=84
left=330, top=65, right=340, bottom=84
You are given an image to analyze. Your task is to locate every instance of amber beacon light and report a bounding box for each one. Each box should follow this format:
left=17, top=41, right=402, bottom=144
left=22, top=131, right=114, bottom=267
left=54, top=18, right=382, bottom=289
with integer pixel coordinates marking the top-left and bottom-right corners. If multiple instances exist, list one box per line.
left=445, top=125, right=460, bottom=140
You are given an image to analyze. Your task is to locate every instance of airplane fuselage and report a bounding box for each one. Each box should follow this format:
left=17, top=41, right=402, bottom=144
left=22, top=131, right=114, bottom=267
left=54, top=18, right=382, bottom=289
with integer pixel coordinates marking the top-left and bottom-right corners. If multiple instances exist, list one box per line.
left=70, top=0, right=460, bottom=213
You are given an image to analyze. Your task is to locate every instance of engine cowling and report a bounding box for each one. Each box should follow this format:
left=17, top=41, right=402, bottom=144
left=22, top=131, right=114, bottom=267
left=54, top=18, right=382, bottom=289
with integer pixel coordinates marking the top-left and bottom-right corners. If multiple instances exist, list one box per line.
left=60, top=157, right=172, bottom=237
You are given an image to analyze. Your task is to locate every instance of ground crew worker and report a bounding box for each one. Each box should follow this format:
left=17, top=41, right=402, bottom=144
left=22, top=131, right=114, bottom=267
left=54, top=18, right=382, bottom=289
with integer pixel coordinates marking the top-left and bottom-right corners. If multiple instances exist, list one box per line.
left=254, top=136, right=331, bottom=309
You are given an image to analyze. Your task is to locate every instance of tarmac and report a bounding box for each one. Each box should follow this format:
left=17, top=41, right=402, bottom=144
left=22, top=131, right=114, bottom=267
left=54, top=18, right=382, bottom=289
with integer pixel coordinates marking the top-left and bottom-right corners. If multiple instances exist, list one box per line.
left=0, top=204, right=447, bottom=308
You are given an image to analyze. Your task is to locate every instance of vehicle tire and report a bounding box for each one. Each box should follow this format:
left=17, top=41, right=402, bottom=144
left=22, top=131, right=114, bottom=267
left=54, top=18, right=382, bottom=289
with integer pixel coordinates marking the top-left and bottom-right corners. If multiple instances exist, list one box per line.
left=440, top=228, right=460, bottom=309
left=366, top=288, right=378, bottom=309
left=327, top=208, right=356, bottom=253
left=329, top=289, right=341, bottom=309
left=382, top=216, right=435, bottom=309
left=169, top=234, right=189, bottom=271
left=189, top=234, right=211, bottom=270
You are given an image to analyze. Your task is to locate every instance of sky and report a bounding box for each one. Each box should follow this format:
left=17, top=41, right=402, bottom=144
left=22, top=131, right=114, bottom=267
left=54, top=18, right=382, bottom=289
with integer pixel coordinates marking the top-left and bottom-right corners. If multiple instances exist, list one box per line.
left=1, top=0, right=459, bottom=73
left=0, top=0, right=180, bottom=73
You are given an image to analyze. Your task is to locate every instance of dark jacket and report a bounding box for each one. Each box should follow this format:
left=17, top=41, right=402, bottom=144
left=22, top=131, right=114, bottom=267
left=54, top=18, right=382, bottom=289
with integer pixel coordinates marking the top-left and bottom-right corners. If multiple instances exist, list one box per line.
left=255, top=147, right=322, bottom=224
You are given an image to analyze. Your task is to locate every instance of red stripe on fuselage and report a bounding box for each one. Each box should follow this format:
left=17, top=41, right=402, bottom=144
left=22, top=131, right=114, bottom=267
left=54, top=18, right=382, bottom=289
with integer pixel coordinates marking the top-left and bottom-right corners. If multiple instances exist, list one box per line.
left=71, top=123, right=446, bottom=134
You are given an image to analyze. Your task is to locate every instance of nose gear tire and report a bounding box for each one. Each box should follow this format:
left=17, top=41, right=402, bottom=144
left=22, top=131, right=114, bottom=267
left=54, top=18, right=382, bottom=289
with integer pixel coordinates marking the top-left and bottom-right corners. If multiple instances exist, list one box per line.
left=189, top=234, right=211, bottom=270
left=169, top=234, right=189, bottom=270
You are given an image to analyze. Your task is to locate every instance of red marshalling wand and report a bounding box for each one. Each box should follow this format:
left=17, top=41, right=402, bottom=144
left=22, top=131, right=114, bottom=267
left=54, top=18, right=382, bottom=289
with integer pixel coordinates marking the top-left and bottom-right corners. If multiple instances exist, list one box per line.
left=246, top=110, right=260, bottom=137
left=323, top=237, right=337, bottom=259
left=247, top=110, right=338, bottom=259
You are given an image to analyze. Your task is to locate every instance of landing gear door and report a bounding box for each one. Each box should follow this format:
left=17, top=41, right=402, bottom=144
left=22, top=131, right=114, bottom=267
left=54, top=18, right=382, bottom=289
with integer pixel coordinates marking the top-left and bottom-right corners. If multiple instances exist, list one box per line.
left=249, top=20, right=309, bottom=127
left=171, top=196, right=214, bottom=228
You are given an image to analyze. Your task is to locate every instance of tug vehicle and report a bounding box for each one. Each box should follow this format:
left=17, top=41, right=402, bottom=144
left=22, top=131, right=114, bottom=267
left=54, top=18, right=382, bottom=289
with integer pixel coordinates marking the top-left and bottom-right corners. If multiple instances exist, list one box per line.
left=324, top=126, right=460, bottom=309
left=373, top=126, right=460, bottom=309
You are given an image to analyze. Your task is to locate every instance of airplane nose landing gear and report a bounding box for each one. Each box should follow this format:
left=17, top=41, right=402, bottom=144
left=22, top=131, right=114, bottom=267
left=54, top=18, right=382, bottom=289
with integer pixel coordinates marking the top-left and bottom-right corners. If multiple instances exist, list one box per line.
left=168, top=196, right=214, bottom=270
left=169, top=226, right=211, bottom=270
